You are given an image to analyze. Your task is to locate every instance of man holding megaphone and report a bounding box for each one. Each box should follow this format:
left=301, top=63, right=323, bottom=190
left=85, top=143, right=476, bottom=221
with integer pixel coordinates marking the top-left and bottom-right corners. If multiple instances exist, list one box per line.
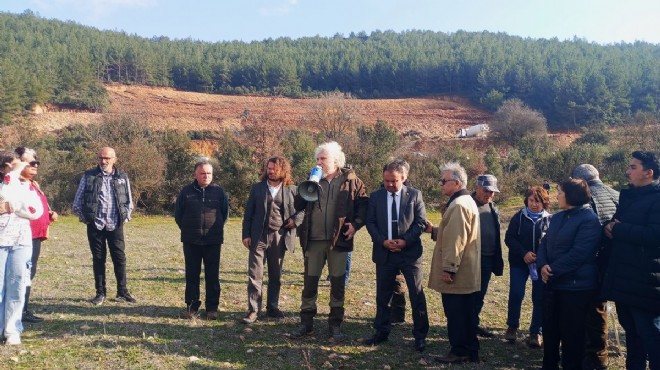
left=289, top=141, right=369, bottom=343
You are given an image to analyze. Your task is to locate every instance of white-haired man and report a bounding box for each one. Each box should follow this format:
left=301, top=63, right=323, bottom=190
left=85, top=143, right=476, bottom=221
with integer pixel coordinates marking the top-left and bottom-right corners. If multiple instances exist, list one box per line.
left=429, top=162, right=481, bottom=364
left=289, top=141, right=369, bottom=342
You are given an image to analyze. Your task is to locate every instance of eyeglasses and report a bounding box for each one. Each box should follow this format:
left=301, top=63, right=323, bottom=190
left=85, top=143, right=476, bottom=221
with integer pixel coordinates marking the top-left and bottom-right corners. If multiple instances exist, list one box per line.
left=29, top=161, right=40, bottom=167
left=439, top=179, right=457, bottom=185
left=98, top=156, right=115, bottom=161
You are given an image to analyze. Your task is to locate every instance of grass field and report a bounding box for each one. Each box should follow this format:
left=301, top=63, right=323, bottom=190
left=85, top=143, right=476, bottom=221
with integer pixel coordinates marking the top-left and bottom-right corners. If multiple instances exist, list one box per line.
left=0, top=214, right=626, bottom=369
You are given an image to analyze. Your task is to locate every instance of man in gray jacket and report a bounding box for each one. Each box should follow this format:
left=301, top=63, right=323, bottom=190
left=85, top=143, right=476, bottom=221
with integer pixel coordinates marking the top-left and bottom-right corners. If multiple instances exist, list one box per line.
left=242, top=156, right=303, bottom=324
left=572, top=164, right=619, bottom=370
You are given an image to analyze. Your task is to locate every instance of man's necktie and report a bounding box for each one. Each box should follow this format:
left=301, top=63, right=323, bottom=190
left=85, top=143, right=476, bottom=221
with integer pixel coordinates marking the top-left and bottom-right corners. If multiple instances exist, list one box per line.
left=391, top=192, right=398, bottom=239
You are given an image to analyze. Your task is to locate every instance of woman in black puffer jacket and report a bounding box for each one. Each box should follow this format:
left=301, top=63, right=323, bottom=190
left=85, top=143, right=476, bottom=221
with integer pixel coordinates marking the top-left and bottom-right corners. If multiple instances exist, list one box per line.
left=537, top=178, right=601, bottom=370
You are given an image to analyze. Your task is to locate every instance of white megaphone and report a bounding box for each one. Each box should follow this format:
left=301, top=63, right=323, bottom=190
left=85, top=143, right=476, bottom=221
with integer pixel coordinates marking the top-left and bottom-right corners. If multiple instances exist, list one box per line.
left=297, top=166, right=323, bottom=202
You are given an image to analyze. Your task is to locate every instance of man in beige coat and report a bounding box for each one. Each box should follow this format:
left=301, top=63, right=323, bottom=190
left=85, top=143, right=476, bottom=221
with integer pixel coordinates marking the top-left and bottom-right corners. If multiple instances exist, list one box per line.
left=428, top=162, right=481, bottom=364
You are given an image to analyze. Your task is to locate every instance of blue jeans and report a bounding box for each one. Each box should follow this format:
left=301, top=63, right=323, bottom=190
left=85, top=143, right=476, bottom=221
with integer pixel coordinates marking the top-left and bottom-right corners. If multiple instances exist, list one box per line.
left=0, top=244, right=32, bottom=341
left=507, top=264, right=543, bottom=334
left=615, top=302, right=660, bottom=370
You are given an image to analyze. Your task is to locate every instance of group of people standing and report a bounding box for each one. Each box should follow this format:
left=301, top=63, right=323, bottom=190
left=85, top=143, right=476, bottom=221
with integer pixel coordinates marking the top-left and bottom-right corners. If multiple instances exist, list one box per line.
left=1, top=142, right=658, bottom=370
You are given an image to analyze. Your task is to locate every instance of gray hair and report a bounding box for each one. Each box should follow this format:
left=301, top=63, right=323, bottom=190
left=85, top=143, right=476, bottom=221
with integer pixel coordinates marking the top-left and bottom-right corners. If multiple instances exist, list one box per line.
left=440, top=161, right=468, bottom=189
left=572, top=164, right=599, bottom=181
left=194, top=157, right=212, bottom=172
left=315, top=141, right=346, bottom=169
left=383, top=159, right=409, bottom=177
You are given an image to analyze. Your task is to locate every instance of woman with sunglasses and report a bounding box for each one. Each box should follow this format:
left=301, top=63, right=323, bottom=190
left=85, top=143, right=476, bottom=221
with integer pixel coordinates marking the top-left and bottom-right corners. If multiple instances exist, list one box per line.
left=15, top=147, right=58, bottom=324
left=0, top=149, right=43, bottom=345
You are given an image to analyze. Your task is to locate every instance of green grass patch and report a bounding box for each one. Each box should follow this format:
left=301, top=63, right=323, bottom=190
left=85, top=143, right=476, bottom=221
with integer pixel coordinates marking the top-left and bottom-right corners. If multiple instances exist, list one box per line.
left=0, top=215, right=625, bottom=369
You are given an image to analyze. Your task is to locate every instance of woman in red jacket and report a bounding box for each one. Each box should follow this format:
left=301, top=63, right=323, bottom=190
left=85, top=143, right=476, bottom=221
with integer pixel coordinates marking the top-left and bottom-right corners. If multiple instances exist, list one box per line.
left=16, top=147, right=58, bottom=323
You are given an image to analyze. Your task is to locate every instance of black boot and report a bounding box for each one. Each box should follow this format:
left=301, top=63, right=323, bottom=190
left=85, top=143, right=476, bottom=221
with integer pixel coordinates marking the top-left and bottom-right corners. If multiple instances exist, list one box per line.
left=290, top=309, right=315, bottom=339
left=328, top=306, right=346, bottom=343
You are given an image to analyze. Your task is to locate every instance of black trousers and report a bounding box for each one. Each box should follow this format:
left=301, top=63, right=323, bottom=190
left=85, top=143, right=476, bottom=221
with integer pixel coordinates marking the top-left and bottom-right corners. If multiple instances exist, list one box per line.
left=374, top=255, right=429, bottom=340
left=87, top=224, right=128, bottom=296
left=441, top=292, right=479, bottom=359
left=542, top=288, right=595, bottom=370
left=183, top=242, right=221, bottom=312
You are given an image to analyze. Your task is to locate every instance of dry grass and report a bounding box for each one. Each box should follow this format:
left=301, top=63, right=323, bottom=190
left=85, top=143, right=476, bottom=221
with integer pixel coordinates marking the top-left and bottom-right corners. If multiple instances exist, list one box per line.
left=0, top=214, right=626, bottom=369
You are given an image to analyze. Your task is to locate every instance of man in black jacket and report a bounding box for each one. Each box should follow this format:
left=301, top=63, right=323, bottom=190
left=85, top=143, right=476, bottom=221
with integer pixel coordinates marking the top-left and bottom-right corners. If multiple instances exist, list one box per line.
left=73, top=147, right=135, bottom=306
left=603, top=151, right=660, bottom=370
left=174, top=159, right=229, bottom=320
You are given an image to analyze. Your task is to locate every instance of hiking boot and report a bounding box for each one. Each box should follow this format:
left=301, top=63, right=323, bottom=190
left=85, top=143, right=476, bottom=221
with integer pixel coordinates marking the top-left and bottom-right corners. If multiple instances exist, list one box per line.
left=289, top=324, right=313, bottom=339
left=329, top=325, right=345, bottom=343
left=242, top=311, right=258, bottom=324
left=526, top=333, right=543, bottom=348
left=90, top=293, right=105, bottom=306
left=505, top=326, right=518, bottom=343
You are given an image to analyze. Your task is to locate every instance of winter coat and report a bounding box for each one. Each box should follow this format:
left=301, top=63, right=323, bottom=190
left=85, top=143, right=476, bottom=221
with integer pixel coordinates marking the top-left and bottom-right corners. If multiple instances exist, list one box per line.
left=295, top=167, right=368, bottom=252
left=504, top=207, right=551, bottom=268
left=428, top=189, right=481, bottom=294
left=175, top=180, right=229, bottom=245
left=602, top=181, right=660, bottom=312
left=537, top=205, right=601, bottom=291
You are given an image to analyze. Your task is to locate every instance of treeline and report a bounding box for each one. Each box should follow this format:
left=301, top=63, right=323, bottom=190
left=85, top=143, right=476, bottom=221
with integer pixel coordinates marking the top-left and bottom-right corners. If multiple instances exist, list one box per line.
left=9, top=111, right=659, bottom=217
left=1, top=11, right=659, bottom=127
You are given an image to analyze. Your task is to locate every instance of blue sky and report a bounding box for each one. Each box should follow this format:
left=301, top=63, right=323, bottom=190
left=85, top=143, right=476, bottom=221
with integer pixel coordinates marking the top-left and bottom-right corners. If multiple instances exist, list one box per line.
left=1, top=0, right=658, bottom=44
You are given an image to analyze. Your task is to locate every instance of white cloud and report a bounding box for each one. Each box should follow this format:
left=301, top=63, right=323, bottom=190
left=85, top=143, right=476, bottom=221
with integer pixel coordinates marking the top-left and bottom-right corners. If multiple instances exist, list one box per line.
left=258, top=0, right=299, bottom=17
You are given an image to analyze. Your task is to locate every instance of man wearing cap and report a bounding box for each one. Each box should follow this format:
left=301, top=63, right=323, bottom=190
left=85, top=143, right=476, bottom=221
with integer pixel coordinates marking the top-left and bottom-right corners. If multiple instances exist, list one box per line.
left=471, top=174, right=504, bottom=339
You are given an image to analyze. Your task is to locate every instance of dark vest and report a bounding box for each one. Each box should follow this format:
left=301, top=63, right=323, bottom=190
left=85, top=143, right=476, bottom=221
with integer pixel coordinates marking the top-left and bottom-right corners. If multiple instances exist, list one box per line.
left=266, top=188, right=284, bottom=231
left=80, top=166, right=131, bottom=225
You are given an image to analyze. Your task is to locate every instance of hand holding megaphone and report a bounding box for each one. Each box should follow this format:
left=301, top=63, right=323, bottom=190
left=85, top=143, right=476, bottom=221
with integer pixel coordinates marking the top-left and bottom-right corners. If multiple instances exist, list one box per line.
left=297, top=166, right=323, bottom=202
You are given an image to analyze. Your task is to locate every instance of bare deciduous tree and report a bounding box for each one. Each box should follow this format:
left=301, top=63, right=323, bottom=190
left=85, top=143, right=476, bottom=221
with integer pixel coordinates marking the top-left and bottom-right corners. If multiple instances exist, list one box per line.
left=490, top=98, right=547, bottom=146
left=306, top=91, right=362, bottom=141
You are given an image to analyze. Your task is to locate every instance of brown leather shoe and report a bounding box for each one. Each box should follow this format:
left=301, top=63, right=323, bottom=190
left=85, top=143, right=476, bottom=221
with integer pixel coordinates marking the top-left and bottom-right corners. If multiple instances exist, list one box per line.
left=242, top=311, right=258, bottom=324
left=434, top=353, right=469, bottom=364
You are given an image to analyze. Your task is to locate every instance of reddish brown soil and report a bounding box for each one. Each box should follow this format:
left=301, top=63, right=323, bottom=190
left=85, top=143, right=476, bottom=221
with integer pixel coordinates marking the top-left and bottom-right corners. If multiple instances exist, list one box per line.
left=30, top=85, right=492, bottom=139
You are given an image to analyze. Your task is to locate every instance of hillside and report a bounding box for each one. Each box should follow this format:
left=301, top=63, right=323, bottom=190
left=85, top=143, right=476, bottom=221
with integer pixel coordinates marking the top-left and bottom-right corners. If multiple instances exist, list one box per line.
left=29, top=85, right=492, bottom=139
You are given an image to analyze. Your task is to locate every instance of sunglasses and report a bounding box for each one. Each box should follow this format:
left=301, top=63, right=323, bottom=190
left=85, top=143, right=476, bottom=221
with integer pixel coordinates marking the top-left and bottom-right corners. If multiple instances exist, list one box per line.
left=29, top=161, right=40, bottom=167
left=439, top=179, right=456, bottom=185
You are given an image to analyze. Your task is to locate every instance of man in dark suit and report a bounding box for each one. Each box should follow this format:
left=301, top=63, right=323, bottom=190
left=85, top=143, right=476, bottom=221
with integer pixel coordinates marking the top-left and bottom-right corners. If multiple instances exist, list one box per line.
left=363, top=160, right=429, bottom=352
left=242, top=156, right=303, bottom=324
